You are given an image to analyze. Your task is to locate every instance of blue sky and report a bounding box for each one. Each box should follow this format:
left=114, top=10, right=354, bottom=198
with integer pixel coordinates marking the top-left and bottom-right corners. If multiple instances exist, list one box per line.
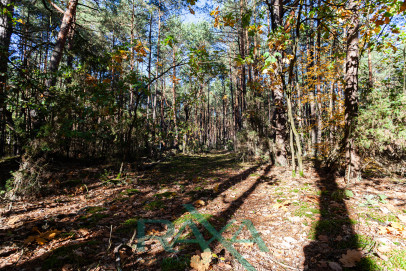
left=181, top=0, right=212, bottom=24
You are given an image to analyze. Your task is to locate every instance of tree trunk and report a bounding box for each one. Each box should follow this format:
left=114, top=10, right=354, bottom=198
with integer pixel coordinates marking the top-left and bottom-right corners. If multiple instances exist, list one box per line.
left=368, top=48, right=373, bottom=92
left=0, top=0, right=14, bottom=156
left=46, top=0, right=78, bottom=88
left=343, top=0, right=361, bottom=180
left=172, top=49, right=178, bottom=147
left=271, top=0, right=288, bottom=166
left=403, top=47, right=405, bottom=95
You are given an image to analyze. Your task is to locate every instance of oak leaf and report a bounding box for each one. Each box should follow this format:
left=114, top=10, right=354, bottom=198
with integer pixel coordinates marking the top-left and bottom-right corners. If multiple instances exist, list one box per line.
left=339, top=249, right=363, bottom=267
left=190, top=251, right=212, bottom=271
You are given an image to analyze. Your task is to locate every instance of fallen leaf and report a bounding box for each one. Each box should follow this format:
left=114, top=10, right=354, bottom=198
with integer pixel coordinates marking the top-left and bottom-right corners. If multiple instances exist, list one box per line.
left=77, top=228, right=90, bottom=236
left=41, top=229, right=61, bottom=240
left=193, top=200, right=206, bottom=207
left=339, top=249, right=363, bottom=267
left=190, top=251, right=212, bottom=271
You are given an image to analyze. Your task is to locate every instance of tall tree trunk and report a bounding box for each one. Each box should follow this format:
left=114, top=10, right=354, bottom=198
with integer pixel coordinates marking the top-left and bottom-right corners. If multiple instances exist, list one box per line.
left=368, top=48, right=373, bottom=92
left=403, top=47, right=405, bottom=95
left=146, top=14, right=153, bottom=121
left=0, top=0, right=14, bottom=156
left=46, top=0, right=78, bottom=88
left=269, top=0, right=288, bottom=166
left=172, top=49, right=178, bottom=147
left=316, top=2, right=322, bottom=155
left=343, top=0, right=361, bottom=180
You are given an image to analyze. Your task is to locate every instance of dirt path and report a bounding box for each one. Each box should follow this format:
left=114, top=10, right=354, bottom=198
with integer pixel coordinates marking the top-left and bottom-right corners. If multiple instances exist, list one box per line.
left=1, top=152, right=405, bottom=270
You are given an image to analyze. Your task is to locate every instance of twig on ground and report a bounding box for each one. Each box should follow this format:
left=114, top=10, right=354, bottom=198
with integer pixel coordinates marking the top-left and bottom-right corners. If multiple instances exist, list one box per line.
left=107, top=225, right=113, bottom=251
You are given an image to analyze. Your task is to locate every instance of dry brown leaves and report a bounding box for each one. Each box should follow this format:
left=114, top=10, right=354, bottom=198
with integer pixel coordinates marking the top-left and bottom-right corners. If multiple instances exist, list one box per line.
left=377, top=222, right=405, bottom=236
left=24, top=229, right=61, bottom=245
left=190, top=251, right=212, bottom=271
left=339, top=249, right=363, bottom=267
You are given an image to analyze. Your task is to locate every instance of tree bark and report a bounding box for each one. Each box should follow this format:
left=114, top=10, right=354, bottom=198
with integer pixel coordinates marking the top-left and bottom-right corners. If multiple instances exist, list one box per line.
left=270, top=0, right=288, bottom=166
left=46, top=0, right=78, bottom=88
left=172, top=49, right=178, bottom=147
left=343, top=0, right=361, bottom=180
left=0, top=0, right=14, bottom=156
left=368, top=48, right=373, bottom=92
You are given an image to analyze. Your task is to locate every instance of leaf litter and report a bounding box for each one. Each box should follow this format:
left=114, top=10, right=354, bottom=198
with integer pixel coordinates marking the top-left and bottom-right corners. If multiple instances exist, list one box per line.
left=0, top=152, right=405, bottom=270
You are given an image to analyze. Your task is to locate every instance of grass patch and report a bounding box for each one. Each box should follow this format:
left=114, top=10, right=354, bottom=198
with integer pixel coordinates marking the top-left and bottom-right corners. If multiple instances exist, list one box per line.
left=350, top=249, right=406, bottom=271
left=361, top=212, right=399, bottom=224
left=388, top=249, right=406, bottom=270
left=293, top=202, right=319, bottom=218
left=116, top=217, right=139, bottom=234
left=144, top=200, right=165, bottom=210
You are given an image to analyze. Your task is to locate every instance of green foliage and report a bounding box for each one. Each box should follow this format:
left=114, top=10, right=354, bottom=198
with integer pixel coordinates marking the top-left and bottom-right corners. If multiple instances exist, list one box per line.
left=357, top=90, right=406, bottom=161
left=359, top=195, right=379, bottom=207
left=161, top=256, right=190, bottom=271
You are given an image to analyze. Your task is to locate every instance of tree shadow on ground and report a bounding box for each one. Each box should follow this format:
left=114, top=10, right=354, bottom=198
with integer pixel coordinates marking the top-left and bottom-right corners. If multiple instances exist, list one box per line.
left=126, top=164, right=275, bottom=270
left=303, top=162, right=376, bottom=270
left=5, top=152, right=265, bottom=270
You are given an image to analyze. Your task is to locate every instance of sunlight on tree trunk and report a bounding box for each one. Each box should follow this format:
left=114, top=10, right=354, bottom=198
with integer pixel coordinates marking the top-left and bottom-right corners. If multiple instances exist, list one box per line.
left=343, top=0, right=361, bottom=181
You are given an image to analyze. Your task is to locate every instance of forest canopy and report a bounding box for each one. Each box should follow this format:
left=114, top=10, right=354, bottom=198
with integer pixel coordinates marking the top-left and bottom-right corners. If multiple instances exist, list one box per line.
left=0, top=0, right=405, bottom=196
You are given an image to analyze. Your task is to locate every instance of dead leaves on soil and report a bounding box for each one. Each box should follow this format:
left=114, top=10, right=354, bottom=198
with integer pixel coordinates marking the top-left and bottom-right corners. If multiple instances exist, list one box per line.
left=339, top=249, right=363, bottom=267
left=378, top=221, right=405, bottom=236
left=24, top=228, right=61, bottom=245
left=190, top=251, right=212, bottom=271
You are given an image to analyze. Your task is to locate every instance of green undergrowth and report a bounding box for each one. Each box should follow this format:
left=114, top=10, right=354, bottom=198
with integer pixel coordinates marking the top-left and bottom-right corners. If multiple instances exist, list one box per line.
left=161, top=255, right=190, bottom=271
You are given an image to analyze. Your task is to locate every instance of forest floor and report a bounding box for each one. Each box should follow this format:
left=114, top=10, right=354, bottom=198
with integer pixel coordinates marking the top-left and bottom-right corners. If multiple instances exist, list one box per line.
left=0, top=151, right=406, bottom=271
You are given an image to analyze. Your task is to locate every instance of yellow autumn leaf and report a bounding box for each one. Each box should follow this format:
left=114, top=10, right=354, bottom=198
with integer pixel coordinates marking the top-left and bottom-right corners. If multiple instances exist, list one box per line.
left=41, top=229, right=61, bottom=240
left=193, top=199, right=206, bottom=207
